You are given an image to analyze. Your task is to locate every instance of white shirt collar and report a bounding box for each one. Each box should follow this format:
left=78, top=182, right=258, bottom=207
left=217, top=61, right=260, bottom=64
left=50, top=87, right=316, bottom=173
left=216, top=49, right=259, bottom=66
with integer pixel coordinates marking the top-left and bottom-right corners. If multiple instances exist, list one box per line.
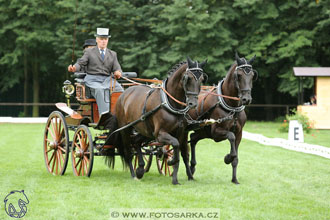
left=98, top=48, right=106, bottom=53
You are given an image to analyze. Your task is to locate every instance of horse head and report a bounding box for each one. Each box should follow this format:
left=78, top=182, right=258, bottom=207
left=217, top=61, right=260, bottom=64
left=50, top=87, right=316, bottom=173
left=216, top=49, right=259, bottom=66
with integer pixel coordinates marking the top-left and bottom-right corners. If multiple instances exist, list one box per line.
left=184, top=57, right=208, bottom=108
left=234, top=52, right=257, bottom=105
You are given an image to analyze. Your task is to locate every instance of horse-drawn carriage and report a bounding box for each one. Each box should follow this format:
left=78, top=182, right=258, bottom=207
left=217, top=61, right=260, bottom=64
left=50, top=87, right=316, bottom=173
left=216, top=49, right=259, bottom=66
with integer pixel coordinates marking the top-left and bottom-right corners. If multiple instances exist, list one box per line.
left=43, top=54, right=257, bottom=185
left=43, top=71, right=174, bottom=177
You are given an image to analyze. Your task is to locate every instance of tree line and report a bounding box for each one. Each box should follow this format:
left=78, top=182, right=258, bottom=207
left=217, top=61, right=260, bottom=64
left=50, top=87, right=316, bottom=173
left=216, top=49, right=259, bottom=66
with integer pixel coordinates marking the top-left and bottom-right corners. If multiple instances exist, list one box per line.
left=0, top=0, right=329, bottom=118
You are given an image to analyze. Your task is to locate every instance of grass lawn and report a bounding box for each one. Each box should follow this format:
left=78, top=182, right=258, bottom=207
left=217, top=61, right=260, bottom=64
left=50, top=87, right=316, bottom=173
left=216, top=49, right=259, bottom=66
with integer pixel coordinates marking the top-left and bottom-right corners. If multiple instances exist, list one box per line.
left=0, top=122, right=329, bottom=220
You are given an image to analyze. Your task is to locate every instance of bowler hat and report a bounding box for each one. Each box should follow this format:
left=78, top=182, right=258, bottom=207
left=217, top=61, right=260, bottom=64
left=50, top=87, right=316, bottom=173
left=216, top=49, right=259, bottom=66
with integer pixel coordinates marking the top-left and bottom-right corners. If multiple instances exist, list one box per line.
left=94, top=28, right=111, bottom=38
left=83, top=39, right=97, bottom=49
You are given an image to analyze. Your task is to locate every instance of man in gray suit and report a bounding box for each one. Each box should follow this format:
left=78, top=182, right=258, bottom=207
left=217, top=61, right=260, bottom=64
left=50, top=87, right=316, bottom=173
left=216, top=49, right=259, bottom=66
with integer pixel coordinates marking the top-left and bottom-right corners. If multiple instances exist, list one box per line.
left=68, top=28, right=123, bottom=118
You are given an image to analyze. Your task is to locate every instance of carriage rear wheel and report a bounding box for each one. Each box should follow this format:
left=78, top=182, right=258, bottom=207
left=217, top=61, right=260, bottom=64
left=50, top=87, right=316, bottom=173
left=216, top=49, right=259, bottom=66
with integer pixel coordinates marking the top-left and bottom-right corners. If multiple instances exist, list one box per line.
left=133, top=147, right=153, bottom=173
left=71, top=125, right=94, bottom=177
left=43, top=111, right=70, bottom=175
left=156, top=145, right=173, bottom=176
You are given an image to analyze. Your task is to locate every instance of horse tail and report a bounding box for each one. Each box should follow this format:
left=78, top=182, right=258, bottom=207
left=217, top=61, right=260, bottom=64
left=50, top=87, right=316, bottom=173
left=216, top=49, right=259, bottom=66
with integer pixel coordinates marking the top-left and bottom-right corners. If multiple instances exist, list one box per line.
left=103, top=115, right=125, bottom=169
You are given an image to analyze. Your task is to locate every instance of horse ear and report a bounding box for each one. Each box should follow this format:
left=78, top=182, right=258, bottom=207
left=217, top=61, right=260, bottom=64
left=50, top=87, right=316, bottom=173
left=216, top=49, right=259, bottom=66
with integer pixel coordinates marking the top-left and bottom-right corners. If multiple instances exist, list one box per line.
left=202, top=72, right=208, bottom=83
left=199, top=59, right=207, bottom=69
left=187, top=56, right=194, bottom=68
left=248, top=55, right=256, bottom=64
left=235, top=51, right=242, bottom=65
left=253, top=69, right=258, bottom=81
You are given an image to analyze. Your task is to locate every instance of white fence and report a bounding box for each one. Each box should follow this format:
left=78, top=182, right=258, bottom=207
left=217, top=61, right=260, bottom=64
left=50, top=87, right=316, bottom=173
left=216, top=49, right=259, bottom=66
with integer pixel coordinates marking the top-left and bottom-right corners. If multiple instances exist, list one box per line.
left=243, top=131, right=330, bottom=159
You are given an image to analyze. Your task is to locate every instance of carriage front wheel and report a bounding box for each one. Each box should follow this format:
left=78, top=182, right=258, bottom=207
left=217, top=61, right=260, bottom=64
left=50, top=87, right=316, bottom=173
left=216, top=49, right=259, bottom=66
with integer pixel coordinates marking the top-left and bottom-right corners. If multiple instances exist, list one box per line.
left=43, top=111, right=70, bottom=175
left=71, top=125, right=94, bottom=177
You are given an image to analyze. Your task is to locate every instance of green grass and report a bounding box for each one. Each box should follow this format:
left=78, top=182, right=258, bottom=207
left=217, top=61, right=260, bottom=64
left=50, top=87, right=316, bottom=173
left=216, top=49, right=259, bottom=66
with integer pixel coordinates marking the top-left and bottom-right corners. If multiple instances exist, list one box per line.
left=0, top=122, right=330, bottom=220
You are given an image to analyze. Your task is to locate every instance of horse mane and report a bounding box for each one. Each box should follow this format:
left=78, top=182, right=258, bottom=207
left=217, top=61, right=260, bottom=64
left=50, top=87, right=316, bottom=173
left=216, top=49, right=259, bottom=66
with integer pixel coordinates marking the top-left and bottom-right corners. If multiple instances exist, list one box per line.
left=167, top=61, right=187, bottom=77
left=225, top=62, right=238, bottom=78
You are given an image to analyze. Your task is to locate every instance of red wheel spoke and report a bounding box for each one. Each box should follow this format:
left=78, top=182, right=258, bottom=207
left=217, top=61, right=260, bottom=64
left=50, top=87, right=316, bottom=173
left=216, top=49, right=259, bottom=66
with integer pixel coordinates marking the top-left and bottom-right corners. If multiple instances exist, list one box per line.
left=58, top=149, right=65, bottom=164
left=48, top=151, right=55, bottom=166
left=81, top=159, right=85, bottom=176
left=57, top=151, right=62, bottom=172
left=47, top=126, right=56, bottom=142
left=51, top=152, right=56, bottom=173
left=74, top=142, right=82, bottom=151
left=46, top=148, right=54, bottom=154
left=59, top=136, right=66, bottom=146
left=83, top=140, right=89, bottom=152
left=58, top=145, right=66, bottom=153
left=75, top=158, right=82, bottom=168
left=83, top=155, right=89, bottom=164
left=78, top=159, right=83, bottom=175
left=83, top=157, right=88, bottom=175
left=55, top=150, right=59, bottom=175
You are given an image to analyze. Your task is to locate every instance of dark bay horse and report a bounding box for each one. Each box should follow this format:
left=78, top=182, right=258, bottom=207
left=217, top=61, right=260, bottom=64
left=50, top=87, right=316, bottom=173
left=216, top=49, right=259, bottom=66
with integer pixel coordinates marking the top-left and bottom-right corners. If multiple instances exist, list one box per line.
left=188, top=53, right=257, bottom=184
left=115, top=57, right=207, bottom=185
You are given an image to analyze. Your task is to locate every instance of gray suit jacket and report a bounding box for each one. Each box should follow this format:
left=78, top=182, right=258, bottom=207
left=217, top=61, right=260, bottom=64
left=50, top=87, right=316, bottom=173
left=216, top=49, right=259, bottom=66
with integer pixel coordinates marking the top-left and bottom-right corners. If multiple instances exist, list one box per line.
left=74, top=47, right=122, bottom=76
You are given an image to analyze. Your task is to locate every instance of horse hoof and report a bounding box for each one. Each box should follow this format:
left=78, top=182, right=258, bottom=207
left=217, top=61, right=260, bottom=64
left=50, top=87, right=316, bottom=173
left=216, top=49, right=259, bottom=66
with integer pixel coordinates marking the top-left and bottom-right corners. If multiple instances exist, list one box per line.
left=232, top=179, right=240, bottom=184
left=188, top=176, right=194, bottom=181
left=136, top=167, right=145, bottom=179
left=172, top=181, right=181, bottom=185
left=224, top=154, right=233, bottom=164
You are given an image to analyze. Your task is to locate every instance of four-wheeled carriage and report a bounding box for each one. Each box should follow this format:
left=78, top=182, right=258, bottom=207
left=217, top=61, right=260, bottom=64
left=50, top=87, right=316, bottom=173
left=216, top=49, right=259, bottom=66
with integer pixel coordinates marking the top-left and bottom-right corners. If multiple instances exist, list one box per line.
left=43, top=72, right=173, bottom=177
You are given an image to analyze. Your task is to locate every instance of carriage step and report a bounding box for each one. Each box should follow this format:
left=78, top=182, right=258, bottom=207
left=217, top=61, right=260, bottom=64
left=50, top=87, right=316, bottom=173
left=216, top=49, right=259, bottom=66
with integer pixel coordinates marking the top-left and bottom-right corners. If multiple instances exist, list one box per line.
left=88, top=123, right=97, bottom=127
left=96, top=144, right=115, bottom=150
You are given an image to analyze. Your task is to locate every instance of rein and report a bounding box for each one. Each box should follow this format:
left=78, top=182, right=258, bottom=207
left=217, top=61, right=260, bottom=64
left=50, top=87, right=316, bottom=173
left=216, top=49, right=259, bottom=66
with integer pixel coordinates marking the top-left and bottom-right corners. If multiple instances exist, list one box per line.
left=121, top=76, right=187, bottom=107
left=200, top=88, right=240, bottom=101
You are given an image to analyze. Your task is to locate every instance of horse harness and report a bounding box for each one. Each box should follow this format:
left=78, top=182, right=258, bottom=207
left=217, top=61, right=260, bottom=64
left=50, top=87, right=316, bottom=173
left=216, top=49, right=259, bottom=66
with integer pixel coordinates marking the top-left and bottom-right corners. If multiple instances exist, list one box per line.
left=106, top=66, right=207, bottom=139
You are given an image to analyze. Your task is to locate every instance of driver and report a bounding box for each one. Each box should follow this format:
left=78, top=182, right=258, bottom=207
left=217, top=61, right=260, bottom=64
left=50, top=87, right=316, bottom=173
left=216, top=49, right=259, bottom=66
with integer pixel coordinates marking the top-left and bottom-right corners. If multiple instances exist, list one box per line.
left=68, top=28, right=123, bottom=129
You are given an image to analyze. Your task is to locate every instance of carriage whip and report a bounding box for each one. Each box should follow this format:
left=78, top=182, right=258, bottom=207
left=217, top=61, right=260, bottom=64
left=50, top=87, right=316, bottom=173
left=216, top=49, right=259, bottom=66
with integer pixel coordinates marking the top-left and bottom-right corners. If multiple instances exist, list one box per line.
left=71, top=0, right=78, bottom=65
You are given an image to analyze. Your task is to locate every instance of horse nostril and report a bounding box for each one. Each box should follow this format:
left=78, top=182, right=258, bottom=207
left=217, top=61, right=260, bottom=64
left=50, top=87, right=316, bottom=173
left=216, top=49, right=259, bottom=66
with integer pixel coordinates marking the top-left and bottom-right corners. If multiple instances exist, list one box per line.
left=188, top=102, right=196, bottom=107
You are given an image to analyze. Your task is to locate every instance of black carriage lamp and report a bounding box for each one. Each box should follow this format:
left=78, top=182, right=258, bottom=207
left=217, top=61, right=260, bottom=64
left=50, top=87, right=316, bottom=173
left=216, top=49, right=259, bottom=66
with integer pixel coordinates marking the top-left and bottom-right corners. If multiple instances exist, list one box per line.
left=62, top=80, right=75, bottom=107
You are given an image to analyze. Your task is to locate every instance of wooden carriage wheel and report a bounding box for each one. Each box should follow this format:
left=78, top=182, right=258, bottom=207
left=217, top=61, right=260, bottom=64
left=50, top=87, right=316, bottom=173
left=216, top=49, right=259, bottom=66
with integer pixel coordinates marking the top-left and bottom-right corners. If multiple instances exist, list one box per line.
left=156, top=145, right=173, bottom=176
left=43, top=111, right=70, bottom=175
left=71, top=125, right=94, bottom=177
left=133, top=146, right=153, bottom=173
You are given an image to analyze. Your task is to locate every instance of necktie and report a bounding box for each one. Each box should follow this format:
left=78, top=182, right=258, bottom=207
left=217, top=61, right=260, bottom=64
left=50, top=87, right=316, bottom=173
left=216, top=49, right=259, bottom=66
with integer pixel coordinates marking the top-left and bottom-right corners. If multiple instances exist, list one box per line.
left=101, top=49, right=105, bottom=60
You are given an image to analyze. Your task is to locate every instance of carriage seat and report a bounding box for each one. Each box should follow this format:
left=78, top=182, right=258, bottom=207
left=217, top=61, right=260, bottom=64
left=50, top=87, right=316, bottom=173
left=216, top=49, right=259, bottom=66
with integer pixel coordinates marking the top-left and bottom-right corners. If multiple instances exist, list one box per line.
left=73, top=72, right=138, bottom=102
left=73, top=72, right=87, bottom=84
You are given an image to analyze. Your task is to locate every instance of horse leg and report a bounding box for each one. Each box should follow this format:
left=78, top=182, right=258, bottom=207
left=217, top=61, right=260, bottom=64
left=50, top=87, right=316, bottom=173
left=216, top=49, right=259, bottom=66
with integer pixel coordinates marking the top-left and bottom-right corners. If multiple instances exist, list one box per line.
left=171, top=160, right=180, bottom=185
left=156, top=131, right=180, bottom=185
left=224, top=131, right=237, bottom=164
left=127, top=155, right=136, bottom=179
left=231, top=131, right=242, bottom=184
left=180, top=134, right=194, bottom=180
left=189, top=130, right=208, bottom=175
left=135, top=146, right=145, bottom=179
left=120, top=130, right=136, bottom=179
